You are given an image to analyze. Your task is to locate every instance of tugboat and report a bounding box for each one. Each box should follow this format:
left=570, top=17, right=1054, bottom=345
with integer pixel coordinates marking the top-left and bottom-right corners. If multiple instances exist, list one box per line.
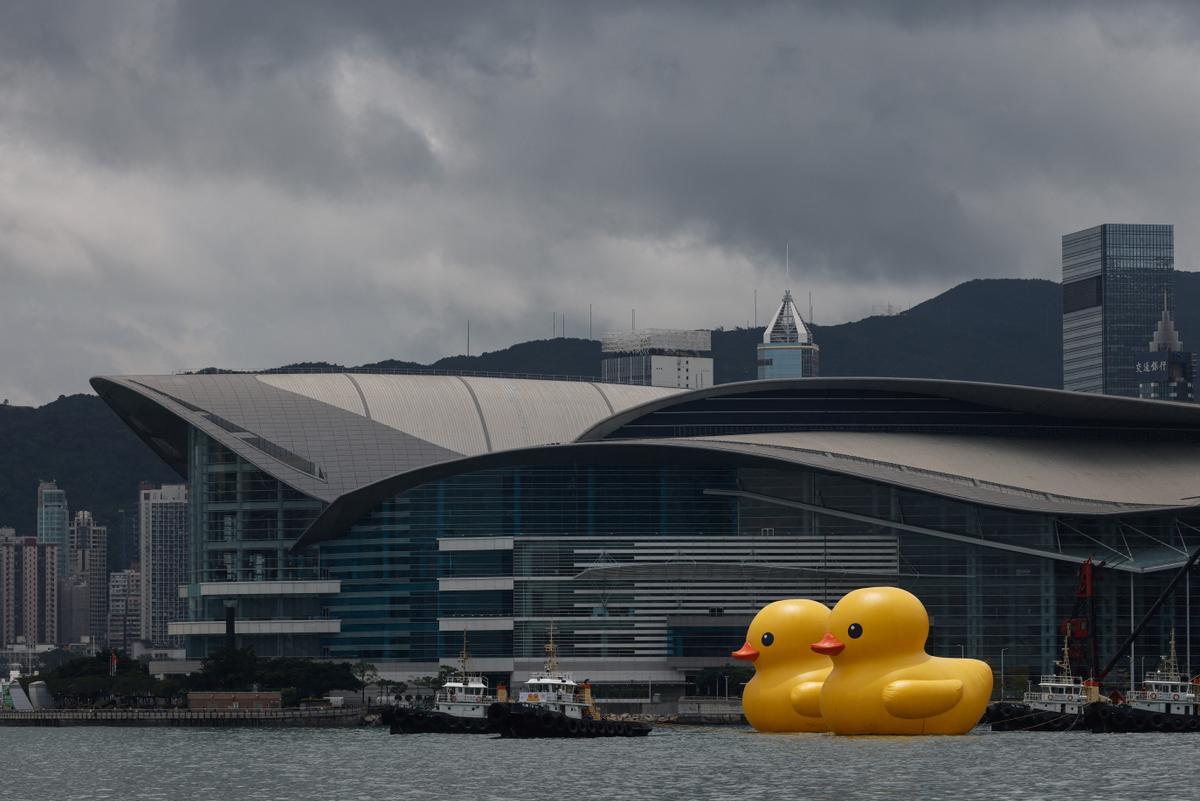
left=1086, top=631, right=1200, bottom=733
left=988, top=637, right=1089, bottom=732
left=387, top=634, right=499, bottom=734
left=487, top=625, right=651, bottom=738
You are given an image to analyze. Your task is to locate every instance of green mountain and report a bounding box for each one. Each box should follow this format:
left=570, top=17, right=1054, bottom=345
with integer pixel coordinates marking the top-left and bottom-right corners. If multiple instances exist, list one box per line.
left=4, top=275, right=1198, bottom=561
left=0, top=394, right=178, bottom=567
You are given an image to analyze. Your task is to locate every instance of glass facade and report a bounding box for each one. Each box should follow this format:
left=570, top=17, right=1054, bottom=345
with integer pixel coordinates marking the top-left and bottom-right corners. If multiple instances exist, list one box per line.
left=183, top=431, right=329, bottom=658
left=601, top=354, right=714, bottom=389
left=36, top=481, right=70, bottom=578
left=1062, top=223, right=1174, bottom=396
left=757, top=344, right=820, bottom=379
left=313, top=457, right=1200, bottom=693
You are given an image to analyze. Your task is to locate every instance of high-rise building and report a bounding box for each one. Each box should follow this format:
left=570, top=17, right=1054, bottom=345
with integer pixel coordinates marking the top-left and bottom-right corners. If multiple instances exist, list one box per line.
left=0, top=533, right=59, bottom=646
left=36, top=481, right=69, bottom=577
left=601, top=329, right=714, bottom=389
left=67, top=511, right=109, bottom=645
left=1062, top=223, right=1174, bottom=396
left=58, top=577, right=90, bottom=644
left=139, top=484, right=188, bottom=646
left=1136, top=294, right=1195, bottom=402
left=108, top=566, right=142, bottom=652
left=757, top=289, right=819, bottom=379
left=109, top=501, right=140, bottom=573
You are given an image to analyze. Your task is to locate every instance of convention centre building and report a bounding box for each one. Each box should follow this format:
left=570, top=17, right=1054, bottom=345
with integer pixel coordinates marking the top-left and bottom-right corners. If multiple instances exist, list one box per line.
left=92, top=373, right=1200, bottom=694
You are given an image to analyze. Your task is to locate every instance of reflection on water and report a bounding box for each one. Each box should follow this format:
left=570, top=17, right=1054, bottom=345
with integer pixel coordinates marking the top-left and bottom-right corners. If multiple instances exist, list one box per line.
left=1, top=725, right=1189, bottom=801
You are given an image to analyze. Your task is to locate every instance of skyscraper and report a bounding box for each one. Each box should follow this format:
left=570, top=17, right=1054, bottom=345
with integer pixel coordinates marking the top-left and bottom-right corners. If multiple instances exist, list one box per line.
left=0, top=533, right=59, bottom=646
left=139, top=484, right=188, bottom=646
left=36, top=481, right=69, bottom=577
left=108, top=566, right=142, bottom=651
left=68, top=510, right=109, bottom=644
left=757, top=289, right=819, bottom=379
left=1062, top=223, right=1174, bottom=396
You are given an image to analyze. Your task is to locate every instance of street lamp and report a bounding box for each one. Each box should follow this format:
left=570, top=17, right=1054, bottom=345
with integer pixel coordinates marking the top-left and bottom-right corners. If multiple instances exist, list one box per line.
left=999, top=648, right=1008, bottom=701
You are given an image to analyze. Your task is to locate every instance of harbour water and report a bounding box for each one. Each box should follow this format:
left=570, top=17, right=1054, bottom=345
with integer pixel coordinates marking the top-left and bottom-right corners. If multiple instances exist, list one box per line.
left=2, top=726, right=1191, bottom=801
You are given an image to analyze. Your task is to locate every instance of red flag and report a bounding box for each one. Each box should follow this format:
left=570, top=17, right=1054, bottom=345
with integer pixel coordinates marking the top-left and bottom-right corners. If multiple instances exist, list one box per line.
left=109, top=650, right=118, bottom=677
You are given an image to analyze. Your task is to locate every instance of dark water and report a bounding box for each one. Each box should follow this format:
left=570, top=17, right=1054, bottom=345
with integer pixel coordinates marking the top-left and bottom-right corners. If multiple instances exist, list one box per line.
left=1, top=726, right=1192, bottom=801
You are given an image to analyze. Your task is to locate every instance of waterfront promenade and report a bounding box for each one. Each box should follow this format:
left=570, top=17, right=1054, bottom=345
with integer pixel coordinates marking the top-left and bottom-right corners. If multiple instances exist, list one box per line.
left=0, top=707, right=363, bottom=727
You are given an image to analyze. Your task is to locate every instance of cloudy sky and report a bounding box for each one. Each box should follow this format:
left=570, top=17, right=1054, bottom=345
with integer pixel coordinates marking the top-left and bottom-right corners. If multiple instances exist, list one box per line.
left=2, top=1, right=1199, bottom=405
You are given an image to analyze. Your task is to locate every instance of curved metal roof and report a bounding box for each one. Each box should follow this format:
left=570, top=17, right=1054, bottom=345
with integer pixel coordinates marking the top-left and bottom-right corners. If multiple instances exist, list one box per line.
left=576, top=376, right=1200, bottom=441
left=92, top=373, right=1200, bottom=572
left=90, top=373, right=679, bottom=503
left=292, top=431, right=1200, bottom=551
left=287, top=437, right=1200, bottom=573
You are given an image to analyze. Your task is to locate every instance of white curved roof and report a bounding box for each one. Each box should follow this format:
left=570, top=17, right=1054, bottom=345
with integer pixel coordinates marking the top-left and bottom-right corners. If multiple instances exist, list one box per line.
left=92, top=372, right=680, bottom=503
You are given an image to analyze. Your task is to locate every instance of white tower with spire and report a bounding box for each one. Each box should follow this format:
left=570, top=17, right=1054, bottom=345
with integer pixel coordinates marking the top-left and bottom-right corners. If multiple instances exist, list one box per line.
left=757, top=288, right=819, bottom=379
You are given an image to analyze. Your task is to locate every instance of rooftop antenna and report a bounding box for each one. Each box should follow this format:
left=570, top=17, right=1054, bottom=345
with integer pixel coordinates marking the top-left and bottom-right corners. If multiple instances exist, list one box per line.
left=809, top=292, right=813, bottom=324
left=786, top=242, right=790, bottom=287
left=467, top=319, right=470, bottom=357
left=754, top=289, right=757, bottom=328
left=632, top=308, right=636, bottom=331
left=589, top=304, right=593, bottom=339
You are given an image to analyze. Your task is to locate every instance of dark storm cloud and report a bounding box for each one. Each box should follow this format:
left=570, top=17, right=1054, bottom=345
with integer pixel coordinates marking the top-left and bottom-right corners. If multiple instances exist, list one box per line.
left=2, top=1, right=1199, bottom=404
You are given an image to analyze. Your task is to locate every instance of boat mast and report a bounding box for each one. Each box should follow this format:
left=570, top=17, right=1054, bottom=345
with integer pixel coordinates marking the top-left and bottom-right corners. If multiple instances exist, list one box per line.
left=459, top=631, right=472, bottom=676
left=544, top=622, right=559, bottom=673
left=1055, top=633, right=1072, bottom=677
left=1159, top=628, right=1180, bottom=677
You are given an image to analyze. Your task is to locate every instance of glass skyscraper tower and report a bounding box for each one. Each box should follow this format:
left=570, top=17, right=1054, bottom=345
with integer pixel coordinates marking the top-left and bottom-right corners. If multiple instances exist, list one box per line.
left=1062, top=223, right=1174, bottom=396
left=36, top=481, right=69, bottom=577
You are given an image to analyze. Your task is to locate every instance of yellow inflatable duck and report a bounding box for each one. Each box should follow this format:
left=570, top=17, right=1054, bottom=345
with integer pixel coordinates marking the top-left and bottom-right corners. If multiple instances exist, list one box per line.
left=809, top=587, right=992, bottom=735
left=732, top=599, right=832, bottom=732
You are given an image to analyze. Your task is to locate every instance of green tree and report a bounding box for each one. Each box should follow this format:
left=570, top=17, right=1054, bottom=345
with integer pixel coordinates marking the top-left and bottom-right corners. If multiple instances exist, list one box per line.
left=411, top=665, right=456, bottom=689
left=196, top=647, right=259, bottom=690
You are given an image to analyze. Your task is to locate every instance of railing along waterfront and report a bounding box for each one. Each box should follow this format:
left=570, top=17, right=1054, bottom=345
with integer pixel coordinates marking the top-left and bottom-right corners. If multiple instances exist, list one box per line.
left=0, top=707, right=363, bottom=727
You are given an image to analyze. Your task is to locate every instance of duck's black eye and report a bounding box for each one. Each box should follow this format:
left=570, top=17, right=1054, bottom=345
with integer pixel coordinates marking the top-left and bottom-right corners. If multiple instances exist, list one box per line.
left=761, top=632, right=775, bottom=647
left=847, top=623, right=863, bottom=639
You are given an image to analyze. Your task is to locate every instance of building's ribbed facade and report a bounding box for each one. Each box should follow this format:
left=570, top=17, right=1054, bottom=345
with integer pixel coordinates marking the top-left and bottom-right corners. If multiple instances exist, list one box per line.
left=93, top=372, right=1200, bottom=695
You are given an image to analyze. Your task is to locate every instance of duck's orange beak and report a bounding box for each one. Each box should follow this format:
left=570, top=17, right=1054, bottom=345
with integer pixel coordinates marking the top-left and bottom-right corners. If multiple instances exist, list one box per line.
left=731, top=642, right=759, bottom=661
left=811, top=633, right=844, bottom=656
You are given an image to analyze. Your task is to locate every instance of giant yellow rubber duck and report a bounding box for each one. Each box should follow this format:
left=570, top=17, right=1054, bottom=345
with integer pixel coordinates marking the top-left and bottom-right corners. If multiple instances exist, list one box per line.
left=808, top=587, right=992, bottom=735
left=732, top=599, right=833, bottom=732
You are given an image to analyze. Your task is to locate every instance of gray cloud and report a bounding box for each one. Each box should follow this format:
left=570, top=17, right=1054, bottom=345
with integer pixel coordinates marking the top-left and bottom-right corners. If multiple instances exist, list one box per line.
left=2, top=0, right=1199, bottom=404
